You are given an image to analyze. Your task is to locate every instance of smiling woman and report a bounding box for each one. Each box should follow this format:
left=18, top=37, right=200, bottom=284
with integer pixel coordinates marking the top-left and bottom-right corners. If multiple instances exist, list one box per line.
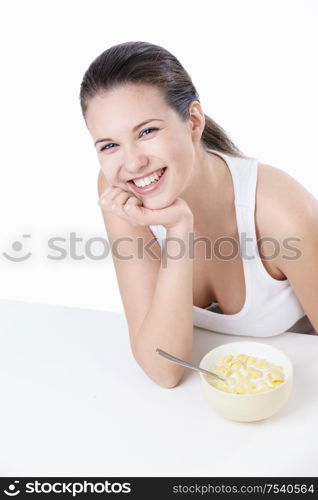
left=78, top=41, right=317, bottom=388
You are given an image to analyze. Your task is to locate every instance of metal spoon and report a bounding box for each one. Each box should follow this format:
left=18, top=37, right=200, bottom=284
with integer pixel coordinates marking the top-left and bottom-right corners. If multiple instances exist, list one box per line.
left=156, top=348, right=227, bottom=382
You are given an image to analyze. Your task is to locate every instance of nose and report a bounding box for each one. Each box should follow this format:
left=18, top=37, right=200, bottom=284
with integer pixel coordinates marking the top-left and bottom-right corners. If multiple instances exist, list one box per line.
left=122, top=145, right=149, bottom=178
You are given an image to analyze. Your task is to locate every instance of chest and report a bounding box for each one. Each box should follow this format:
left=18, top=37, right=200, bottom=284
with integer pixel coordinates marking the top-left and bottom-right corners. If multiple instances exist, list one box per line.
left=192, top=178, right=286, bottom=314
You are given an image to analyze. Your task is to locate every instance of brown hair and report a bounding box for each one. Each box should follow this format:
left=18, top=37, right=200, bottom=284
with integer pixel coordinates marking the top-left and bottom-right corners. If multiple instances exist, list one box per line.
left=79, top=41, right=247, bottom=158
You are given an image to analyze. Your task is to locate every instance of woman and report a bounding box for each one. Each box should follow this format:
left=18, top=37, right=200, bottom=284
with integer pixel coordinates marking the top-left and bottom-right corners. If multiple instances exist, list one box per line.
left=79, top=41, right=318, bottom=388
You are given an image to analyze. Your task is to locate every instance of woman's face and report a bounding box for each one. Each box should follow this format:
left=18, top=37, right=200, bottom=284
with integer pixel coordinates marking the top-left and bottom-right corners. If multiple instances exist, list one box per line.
left=85, top=84, right=201, bottom=209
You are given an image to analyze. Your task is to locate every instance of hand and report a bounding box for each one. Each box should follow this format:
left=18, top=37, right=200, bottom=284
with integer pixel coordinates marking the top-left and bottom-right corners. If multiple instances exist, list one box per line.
left=98, top=185, right=193, bottom=230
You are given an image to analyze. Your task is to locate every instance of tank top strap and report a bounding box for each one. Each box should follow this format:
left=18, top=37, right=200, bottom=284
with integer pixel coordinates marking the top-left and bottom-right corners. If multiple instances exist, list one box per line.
left=206, top=148, right=257, bottom=208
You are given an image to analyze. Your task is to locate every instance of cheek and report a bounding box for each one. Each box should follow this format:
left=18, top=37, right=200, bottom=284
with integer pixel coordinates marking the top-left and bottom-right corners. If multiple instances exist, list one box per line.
left=167, top=136, right=192, bottom=163
left=100, top=165, right=110, bottom=180
left=99, top=157, right=116, bottom=178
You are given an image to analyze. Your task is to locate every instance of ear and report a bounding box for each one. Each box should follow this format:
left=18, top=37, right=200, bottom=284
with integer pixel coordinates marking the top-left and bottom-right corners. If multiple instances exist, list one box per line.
left=188, top=101, right=206, bottom=142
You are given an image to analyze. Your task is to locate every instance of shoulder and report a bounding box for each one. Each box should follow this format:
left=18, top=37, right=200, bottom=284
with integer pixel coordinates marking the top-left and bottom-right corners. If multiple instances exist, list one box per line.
left=255, top=161, right=318, bottom=272
left=256, top=161, right=318, bottom=235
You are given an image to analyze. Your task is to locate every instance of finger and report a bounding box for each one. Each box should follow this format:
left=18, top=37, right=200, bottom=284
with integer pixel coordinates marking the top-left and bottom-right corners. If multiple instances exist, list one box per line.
left=108, top=194, right=143, bottom=223
left=98, top=186, right=129, bottom=209
left=125, top=196, right=143, bottom=208
left=122, top=197, right=140, bottom=213
left=98, top=186, right=115, bottom=207
left=99, top=191, right=139, bottom=219
left=110, top=191, right=137, bottom=211
left=120, top=204, right=172, bottom=226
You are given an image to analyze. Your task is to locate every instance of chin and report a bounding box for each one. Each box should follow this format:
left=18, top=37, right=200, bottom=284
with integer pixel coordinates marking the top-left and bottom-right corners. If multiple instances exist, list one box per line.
left=143, top=196, right=175, bottom=211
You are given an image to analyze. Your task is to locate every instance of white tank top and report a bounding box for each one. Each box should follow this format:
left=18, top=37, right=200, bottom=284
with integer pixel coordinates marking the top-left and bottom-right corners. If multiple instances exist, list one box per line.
left=149, top=148, right=315, bottom=337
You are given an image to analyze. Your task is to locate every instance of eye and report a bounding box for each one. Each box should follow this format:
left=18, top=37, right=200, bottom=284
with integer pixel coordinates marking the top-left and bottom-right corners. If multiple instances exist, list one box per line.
left=141, top=127, right=158, bottom=137
left=100, top=141, right=116, bottom=152
left=99, top=127, right=159, bottom=152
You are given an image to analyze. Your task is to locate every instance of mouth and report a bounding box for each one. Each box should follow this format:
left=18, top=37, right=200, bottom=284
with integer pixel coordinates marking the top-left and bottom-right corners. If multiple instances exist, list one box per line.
left=127, top=167, right=168, bottom=195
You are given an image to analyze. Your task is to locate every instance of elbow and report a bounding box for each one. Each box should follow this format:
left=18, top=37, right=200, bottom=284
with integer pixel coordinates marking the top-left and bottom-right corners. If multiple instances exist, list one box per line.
left=157, top=371, right=184, bottom=389
left=150, top=371, right=184, bottom=389
left=131, top=343, right=185, bottom=388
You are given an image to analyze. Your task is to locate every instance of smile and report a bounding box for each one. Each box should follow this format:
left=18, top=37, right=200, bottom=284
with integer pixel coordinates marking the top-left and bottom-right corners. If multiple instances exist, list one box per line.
left=127, top=167, right=168, bottom=195
left=131, top=168, right=165, bottom=187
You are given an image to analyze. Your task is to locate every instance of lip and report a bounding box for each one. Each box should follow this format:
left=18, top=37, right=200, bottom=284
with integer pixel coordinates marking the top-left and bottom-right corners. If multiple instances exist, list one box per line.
left=128, top=168, right=164, bottom=182
left=127, top=167, right=167, bottom=195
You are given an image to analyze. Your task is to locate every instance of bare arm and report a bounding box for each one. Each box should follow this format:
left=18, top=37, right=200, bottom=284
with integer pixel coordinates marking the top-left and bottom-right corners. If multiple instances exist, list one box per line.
left=97, top=170, right=195, bottom=389
left=133, top=217, right=194, bottom=388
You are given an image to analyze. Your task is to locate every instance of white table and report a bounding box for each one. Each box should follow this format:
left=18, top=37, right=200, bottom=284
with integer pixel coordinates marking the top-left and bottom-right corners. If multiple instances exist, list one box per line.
left=0, top=298, right=317, bottom=477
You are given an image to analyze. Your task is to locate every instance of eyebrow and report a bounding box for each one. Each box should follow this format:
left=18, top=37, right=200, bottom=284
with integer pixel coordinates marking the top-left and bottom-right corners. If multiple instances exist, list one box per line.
left=94, top=118, right=164, bottom=147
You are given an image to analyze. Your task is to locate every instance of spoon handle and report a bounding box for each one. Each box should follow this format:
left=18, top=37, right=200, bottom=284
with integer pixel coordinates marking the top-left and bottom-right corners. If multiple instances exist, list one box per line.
left=156, top=348, right=226, bottom=382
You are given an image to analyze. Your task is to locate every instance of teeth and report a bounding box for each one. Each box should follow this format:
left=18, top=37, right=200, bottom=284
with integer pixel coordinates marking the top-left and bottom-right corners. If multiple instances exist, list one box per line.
left=133, top=168, right=164, bottom=187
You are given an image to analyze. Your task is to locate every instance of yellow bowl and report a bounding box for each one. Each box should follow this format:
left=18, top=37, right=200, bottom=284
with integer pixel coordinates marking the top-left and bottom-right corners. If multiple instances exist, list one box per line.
left=199, top=341, right=293, bottom=422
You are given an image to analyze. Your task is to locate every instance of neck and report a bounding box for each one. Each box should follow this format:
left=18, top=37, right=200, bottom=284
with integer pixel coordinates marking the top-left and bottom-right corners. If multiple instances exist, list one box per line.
left=180, top=147, right=231, bottom=235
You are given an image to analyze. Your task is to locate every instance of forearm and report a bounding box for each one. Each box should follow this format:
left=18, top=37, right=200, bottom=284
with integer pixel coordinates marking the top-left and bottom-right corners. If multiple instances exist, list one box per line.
left=133, top=217, right=194, bottom=388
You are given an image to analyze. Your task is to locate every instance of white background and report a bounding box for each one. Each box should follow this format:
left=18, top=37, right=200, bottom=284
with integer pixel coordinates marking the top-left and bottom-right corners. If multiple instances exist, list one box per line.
left=0, top=0, right=317, bottom=312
